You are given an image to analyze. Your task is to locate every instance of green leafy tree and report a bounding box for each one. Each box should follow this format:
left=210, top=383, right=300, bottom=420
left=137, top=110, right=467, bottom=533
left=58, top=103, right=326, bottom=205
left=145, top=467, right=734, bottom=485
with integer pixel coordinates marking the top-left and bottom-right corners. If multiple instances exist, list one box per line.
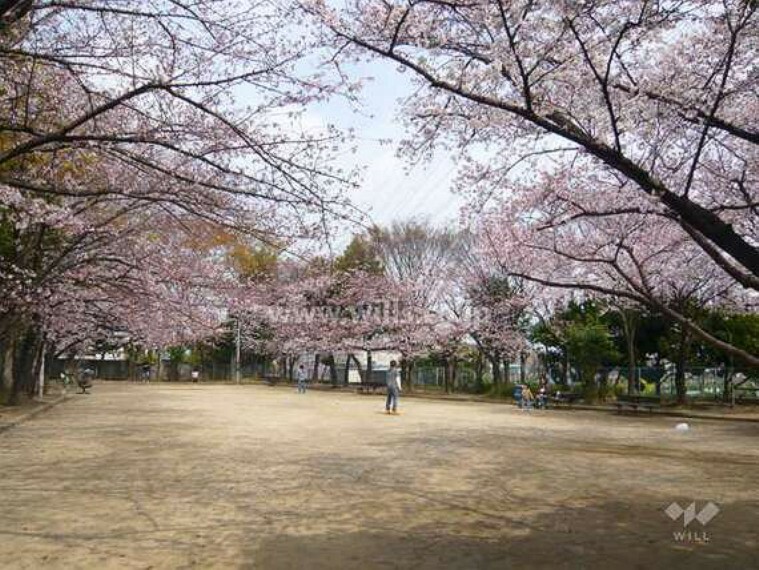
left=334, top=233, right=383, bottom=275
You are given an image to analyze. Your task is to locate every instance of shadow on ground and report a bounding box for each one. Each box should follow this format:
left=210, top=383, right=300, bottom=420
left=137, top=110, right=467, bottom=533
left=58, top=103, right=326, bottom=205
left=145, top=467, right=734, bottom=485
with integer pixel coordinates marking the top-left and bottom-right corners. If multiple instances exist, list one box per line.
left=250, top=498, right=758, bottom=570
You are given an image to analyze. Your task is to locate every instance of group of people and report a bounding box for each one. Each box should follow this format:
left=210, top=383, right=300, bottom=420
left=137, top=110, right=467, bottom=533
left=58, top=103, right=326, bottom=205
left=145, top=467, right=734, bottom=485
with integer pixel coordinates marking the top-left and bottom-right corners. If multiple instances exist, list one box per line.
left=514, top=382, right=549, bottom=410
left=295, top=360, right=403, bottom=415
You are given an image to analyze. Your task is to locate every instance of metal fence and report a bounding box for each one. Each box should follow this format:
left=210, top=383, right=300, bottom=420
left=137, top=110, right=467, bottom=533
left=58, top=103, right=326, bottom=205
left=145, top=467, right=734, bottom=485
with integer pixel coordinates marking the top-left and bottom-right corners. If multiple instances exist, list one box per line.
left=579, top=366, right=759, bottom=401
left=46, top=355, right=758, bottom=403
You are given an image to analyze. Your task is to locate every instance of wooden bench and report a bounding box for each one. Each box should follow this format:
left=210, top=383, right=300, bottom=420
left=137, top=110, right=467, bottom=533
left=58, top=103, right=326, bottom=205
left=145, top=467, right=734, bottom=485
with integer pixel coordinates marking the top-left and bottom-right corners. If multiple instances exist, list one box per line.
left=550, top=392, right=582, bottom=407
left=357, top=382, right=384, bottom=394
left=615, top=394, right=661, bottom=413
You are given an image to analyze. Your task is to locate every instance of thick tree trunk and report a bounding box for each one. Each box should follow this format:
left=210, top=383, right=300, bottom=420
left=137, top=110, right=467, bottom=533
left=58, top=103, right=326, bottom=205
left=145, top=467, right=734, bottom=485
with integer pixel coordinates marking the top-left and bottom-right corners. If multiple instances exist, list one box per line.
left=325, top=353, right=338, bottom=385
left=13, top=326, right=40, bottom=401
left=169, top=361, right=179, bottom=382
left=443, top=356, right=451, bottom=394
left=366, top=350, right=373, bottom=384
left=581, top=364, right=599, bottom=403
left=490, top=356, right=501, bottom=391
left=519, top=352, right=526, bottom=385
left=1, top=336, right=15, bottom=404
left=287, top=355, right=296, bottom=381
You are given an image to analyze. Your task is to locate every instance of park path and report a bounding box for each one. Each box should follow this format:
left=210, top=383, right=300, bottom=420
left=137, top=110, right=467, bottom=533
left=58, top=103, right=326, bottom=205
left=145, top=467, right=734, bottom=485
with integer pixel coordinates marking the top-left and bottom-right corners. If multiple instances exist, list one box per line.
left=0, top=383, right=757, bottom=569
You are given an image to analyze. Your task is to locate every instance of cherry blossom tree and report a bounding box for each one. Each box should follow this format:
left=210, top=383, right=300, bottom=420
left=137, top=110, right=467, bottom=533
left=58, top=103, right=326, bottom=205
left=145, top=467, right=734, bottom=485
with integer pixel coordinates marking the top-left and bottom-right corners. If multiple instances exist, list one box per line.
left=474, top=173, right=758, bottom=367
left=304, top=0, right=758, bottom=364
left=0, top=1, right=361, bottom=399
left=305, top=0, right=757, bottom=282
left=1, top=187, right=237, bottom=399
left=234, top=251, right=439, bottom=384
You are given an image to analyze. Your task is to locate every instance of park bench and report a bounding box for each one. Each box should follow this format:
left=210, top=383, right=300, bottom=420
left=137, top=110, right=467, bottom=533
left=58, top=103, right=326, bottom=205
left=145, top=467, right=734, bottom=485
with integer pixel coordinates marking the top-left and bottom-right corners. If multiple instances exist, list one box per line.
left=550, top=392, right=582, bottom=407
left=357, top=382, right=385, bottom=394
left=734, top=386, right=759, bottom=404
left=615, top=394, right=661, bottom=413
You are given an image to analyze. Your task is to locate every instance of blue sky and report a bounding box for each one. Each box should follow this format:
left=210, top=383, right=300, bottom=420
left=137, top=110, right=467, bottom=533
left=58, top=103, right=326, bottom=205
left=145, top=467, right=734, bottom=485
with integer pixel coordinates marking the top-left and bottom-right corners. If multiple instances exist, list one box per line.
left=301, top=59, right=464, bottom=237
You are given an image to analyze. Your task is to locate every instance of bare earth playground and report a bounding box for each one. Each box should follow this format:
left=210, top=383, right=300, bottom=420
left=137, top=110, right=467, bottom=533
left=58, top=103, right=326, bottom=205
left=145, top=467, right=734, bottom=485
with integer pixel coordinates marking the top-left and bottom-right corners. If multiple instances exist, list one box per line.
left=1, top=384, right=757, bottom=569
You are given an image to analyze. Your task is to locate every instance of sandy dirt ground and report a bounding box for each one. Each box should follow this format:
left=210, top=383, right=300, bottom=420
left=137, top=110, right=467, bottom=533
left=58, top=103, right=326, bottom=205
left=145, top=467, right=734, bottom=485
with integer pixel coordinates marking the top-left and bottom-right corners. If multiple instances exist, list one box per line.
left=0, top=383, right=757, bottom=569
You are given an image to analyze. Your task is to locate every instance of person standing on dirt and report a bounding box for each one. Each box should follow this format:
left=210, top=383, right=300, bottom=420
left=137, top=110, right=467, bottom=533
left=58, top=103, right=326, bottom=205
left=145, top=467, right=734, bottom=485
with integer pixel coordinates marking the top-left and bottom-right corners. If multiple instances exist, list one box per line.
left=385, top=360, right=401, bottom=414
left=141, top=364, right=151, bottom=383
left=296, top=364, right=307, bottom=394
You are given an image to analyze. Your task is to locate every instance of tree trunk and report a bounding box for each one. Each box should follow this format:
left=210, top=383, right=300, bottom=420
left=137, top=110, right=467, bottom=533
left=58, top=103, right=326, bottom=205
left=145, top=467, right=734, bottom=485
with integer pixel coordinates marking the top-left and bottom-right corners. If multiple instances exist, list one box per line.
left=581, top=364, right=599, bottom=403
left=1, top=336, right=16, bottom=404
left=443, top=356, right=451, bottom=394
left=674, top=363, right=686, bottom=405
left=343, top=354, right=351, bottom=385
left=475, top=351, right=484, bottom=392
left=287, top=355, right=296, bottom=381
left=620, top=309, right=638, bottom=395
left=366, top=350, right=373, bottom=385
left=312, top=353, right=320, bottom=382
left=519, top=352, right=526, bottom=385
left=562, top=349, right=570, bottom=385
left=674, top=329, right=690, bottom=405
left=156, top=350, right=163, bottom=382
left=326, top=353, right=338, bottom=385
left=349, top=353, right=364, bottom=382
left=169, top=360, right=179, bottom=382
left=490, top=355, right=501, bottom=392
left=31, top=340, right=45, bottom=398
left=37, top=342, right=47, bottom=398
left=599, top=369, right=610, bottom=402
left=13, top=326, right=40, bottom=401
left=722, top=364, right=733, bottom=404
